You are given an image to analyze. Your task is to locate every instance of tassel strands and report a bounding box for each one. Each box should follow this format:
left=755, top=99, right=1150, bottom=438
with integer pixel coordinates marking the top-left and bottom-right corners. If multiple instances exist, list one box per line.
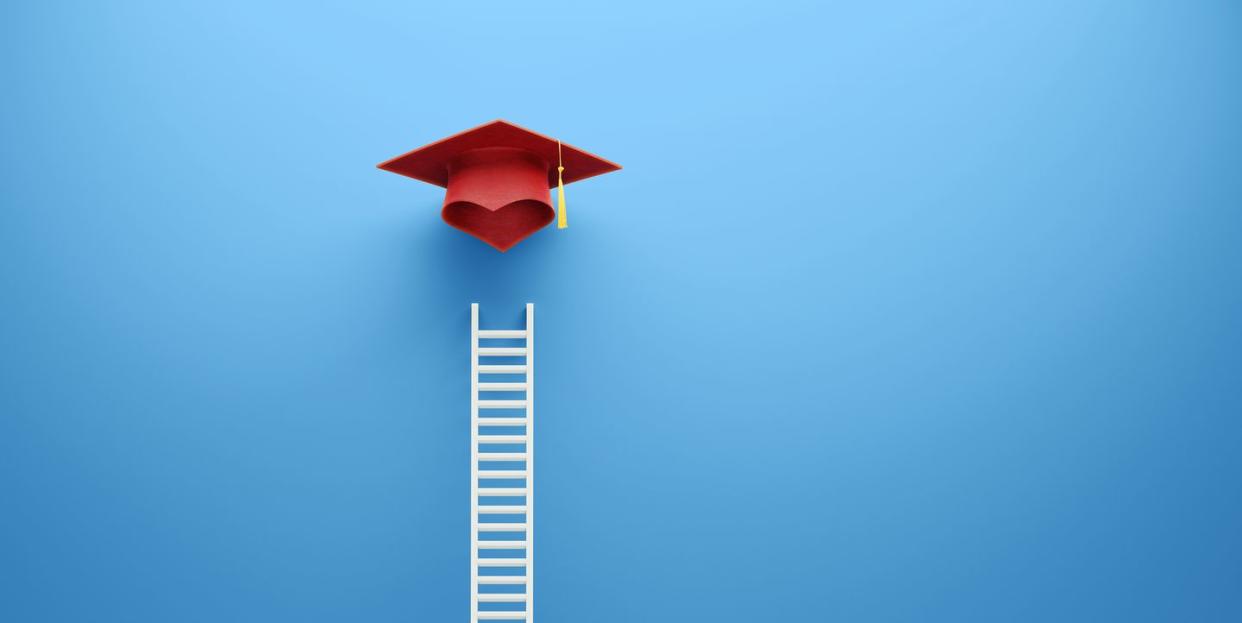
left=556, top=141, right=567, bottom=229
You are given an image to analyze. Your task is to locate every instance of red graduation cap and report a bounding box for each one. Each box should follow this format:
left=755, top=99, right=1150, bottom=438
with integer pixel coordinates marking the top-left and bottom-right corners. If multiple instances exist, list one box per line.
left=377, top=120, right=622, bottom=252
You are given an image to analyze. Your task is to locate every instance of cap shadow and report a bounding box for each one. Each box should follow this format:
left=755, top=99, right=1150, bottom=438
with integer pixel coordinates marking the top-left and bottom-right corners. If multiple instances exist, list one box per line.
left=403, top=201, right=554, bottom=329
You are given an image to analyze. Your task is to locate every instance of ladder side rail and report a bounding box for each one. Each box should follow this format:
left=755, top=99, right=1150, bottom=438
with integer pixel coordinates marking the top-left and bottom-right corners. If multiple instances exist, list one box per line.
left=525, top=303, right=535, bottom=623
left=470, top=303, right=479, bottom=623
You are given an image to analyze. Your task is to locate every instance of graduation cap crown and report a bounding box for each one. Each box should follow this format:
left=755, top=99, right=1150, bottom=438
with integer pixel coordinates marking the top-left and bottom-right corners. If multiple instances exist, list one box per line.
left=378, top=120, right=622, bottom=251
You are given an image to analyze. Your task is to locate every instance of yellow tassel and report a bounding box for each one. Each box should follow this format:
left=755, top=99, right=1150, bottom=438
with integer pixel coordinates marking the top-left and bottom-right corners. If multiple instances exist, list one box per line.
left=556, top=141, right=567, bottom=229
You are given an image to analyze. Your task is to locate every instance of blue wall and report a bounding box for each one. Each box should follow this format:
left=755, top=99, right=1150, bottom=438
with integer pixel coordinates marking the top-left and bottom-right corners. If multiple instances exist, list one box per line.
left=2, top=1, right=1240, bottom=621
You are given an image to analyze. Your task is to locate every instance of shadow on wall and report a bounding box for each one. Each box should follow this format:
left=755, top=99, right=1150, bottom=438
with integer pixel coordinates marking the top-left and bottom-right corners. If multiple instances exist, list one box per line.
left=403, top=201, right=553, bottom=330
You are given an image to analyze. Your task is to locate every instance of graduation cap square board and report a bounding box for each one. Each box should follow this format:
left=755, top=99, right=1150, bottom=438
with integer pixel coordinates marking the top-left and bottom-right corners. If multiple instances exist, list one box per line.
left=378, top=120, right=621, bottom=251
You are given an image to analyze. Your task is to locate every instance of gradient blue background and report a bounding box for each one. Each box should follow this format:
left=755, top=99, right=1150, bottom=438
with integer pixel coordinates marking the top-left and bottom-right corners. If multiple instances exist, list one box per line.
left=3, top=1, right=1240, bottom=621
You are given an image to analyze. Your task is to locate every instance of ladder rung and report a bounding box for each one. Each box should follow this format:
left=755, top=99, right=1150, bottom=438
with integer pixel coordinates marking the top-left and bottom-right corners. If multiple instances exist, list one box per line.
left=478, top=488, right=527, bottom=496
left=479, top=382, right=528, bottom=391
left=478, top=365, right=527, bottom=374
left=478, top=453, right=526, bottom=461
left=478, top=435, right=526, bottom=444
left=477, top=540, right=527, bottom=549
left=478, top=418, right=527, bottom=426
left=477, top=613, right=526, bottom=620
left=478, top=558, right=528, bottom=566
left=478, top=471, right=527, bottom=479
left=479, top=400, right=527, bottom=409
left=478, top=576, right=527, bottom=584
left=478, top=330, right=526, bottom=339
left=477, top=593, right=528, bottom=602
left=479, top=347, right=526, bottom=357
left=477, top=523, right=527, bottom=532
left=478, top=506, right=526, bottom=514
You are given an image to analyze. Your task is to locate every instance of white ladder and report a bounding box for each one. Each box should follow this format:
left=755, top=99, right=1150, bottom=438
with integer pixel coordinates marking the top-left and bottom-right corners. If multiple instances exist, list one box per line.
left=471, top=303, right=534, bottom=622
